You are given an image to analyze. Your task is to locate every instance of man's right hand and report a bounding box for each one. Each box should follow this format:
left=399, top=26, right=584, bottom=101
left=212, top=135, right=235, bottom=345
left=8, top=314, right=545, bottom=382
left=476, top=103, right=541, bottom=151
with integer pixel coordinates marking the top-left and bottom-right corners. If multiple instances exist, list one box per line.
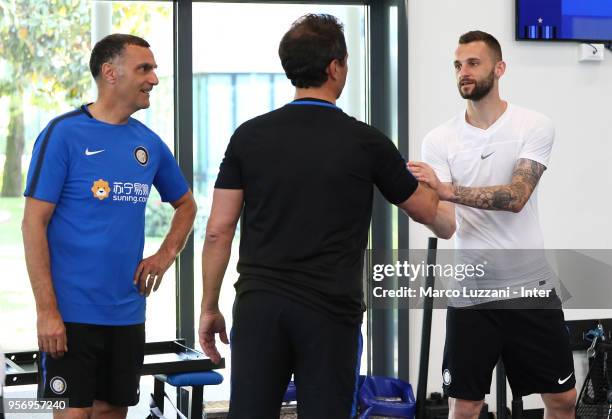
left=37, top=309, right=67, bottom=358
left=198, top=309, right=229, bottom=365
left=408, top=161, right=455, bottom=201
left=408, top=161, right=441, bottom=190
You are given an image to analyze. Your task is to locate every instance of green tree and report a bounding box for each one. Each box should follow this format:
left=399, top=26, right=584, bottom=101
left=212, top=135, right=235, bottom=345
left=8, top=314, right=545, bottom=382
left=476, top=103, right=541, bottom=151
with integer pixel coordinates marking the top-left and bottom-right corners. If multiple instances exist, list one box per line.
left=112, top=3, right=171, bottom=37
left=0, top=0, right=91, bottom=196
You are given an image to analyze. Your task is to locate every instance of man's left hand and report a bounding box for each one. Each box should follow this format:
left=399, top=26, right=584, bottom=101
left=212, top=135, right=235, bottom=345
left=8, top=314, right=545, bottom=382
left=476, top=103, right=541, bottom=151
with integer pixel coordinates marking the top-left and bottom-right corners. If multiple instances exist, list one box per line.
left=133, top=249, right=175, bottom=296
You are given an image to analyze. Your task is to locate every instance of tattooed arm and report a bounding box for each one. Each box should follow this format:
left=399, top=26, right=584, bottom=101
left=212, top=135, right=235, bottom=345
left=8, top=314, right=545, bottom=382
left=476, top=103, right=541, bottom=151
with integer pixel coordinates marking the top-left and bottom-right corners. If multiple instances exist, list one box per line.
left=409, top=158, right=546, bottom=213
left=448, top=159, right=546, bottom=212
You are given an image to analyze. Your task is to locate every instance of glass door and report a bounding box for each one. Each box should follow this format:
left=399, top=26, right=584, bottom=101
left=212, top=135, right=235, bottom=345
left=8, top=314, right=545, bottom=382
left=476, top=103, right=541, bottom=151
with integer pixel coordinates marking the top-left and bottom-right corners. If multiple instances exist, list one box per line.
left=191, top=2, right=368, bottom=401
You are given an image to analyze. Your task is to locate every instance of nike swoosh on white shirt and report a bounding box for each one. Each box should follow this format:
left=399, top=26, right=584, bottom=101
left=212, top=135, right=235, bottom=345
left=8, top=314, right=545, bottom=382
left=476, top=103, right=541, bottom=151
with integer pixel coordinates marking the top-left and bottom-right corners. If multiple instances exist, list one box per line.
left=85, top=148, right=105, bottom=156
left=558, top=372, right=573, bottom=384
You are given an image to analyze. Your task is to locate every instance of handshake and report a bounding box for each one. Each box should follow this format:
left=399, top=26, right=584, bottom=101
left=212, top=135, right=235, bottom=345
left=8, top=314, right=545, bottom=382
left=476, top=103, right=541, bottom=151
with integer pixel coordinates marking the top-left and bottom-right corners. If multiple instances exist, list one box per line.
left=407, top=161, right=454, bottom=202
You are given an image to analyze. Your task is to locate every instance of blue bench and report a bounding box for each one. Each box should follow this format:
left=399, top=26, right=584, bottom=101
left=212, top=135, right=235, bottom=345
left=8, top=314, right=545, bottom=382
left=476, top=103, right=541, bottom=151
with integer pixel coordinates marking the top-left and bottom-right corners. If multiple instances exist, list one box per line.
left=151, top=371, right=223, bottom=419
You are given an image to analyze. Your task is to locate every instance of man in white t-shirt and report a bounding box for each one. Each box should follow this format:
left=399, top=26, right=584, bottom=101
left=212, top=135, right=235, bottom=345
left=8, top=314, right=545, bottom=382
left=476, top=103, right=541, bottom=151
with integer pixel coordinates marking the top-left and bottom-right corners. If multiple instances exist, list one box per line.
left=409, top=31, right=576, bottom=419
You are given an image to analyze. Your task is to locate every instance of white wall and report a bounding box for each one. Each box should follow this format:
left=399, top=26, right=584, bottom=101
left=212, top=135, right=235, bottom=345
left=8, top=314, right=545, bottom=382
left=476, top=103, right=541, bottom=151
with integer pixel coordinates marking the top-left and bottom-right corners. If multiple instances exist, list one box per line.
left=406, top=0, right=612, bottom=411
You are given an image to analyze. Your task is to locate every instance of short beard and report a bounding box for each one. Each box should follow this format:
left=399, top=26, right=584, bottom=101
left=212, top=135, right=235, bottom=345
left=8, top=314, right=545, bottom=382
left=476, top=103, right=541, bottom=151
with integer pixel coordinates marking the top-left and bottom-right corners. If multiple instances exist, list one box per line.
left=458, top=69, right=495, bottom=101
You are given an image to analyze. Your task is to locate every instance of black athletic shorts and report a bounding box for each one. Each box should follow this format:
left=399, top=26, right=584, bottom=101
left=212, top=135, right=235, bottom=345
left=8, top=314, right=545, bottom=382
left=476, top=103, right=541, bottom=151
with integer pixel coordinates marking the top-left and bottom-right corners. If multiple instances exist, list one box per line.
left=228, top=291, right=363, bottom=419
left=442, top=291, right=575, bottom=400
left=38, top=322, right=145, bottom=408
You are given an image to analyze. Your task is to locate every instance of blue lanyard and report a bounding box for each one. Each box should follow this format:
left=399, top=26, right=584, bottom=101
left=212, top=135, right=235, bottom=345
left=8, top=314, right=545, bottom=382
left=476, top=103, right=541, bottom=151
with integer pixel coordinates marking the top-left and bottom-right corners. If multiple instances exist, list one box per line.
left=287, top=100, right=341, bottom=111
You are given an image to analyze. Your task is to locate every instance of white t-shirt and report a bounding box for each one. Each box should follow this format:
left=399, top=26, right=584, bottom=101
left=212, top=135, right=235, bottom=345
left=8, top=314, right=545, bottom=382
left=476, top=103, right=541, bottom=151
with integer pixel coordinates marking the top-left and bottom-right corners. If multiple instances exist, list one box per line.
left=422, top=104, right=555, bottom=302
left=422, top=103, right=553, bottom=250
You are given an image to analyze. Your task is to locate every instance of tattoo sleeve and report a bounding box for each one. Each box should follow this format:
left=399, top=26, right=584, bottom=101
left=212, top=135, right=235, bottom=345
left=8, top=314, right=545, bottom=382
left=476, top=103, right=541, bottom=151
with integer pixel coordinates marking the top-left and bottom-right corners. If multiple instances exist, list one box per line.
left=450, top=158, right=546, bottom=212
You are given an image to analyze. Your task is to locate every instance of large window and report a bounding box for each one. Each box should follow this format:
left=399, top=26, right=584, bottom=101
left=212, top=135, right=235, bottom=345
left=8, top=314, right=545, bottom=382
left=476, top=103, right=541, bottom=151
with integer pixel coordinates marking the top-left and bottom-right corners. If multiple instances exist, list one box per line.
left=109, top=1, right=176, bottom=344
left=0, top=0, right=91, bottom=352
left=190, top=3, right=367, bottom=400
left=0, top=1, right=174, bottom=350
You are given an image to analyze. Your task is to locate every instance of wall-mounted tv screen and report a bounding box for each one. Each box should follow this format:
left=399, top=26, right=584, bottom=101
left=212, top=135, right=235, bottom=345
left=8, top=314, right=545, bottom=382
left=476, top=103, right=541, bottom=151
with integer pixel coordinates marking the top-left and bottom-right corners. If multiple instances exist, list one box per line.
left=517, top=0, right=612, bottom=42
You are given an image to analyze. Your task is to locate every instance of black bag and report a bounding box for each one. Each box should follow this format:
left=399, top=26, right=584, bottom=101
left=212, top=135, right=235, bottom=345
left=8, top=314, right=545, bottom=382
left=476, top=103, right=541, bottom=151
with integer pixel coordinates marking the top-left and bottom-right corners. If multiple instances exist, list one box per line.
left=576, top=342, right=612, bottom=418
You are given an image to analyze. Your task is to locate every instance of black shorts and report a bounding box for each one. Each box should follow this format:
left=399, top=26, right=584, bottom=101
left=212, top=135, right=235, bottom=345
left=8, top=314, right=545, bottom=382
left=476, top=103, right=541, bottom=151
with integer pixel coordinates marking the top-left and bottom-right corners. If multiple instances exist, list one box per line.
left=38, top=322, right=145, bottom=408
left=442, top=293, right=575, bottom=400
left=228, top=291, right=362, bottom=419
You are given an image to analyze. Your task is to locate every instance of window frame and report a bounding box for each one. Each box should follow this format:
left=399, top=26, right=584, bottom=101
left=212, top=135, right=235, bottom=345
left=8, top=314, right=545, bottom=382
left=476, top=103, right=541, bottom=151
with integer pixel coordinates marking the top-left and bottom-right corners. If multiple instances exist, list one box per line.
left=174, top=0, right=409, bottom=378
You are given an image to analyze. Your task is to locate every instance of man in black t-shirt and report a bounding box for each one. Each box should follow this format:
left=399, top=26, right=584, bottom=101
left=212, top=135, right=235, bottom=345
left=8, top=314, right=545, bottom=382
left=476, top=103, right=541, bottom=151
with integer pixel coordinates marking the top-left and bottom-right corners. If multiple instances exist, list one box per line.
left=198, top=14, right=438, bottom=419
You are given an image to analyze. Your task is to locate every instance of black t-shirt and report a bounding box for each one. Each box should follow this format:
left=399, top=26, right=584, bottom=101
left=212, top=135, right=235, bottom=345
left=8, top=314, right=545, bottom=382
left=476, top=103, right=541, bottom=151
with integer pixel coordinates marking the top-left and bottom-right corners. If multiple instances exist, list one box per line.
left=215, top=98, right=418, bottom=323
